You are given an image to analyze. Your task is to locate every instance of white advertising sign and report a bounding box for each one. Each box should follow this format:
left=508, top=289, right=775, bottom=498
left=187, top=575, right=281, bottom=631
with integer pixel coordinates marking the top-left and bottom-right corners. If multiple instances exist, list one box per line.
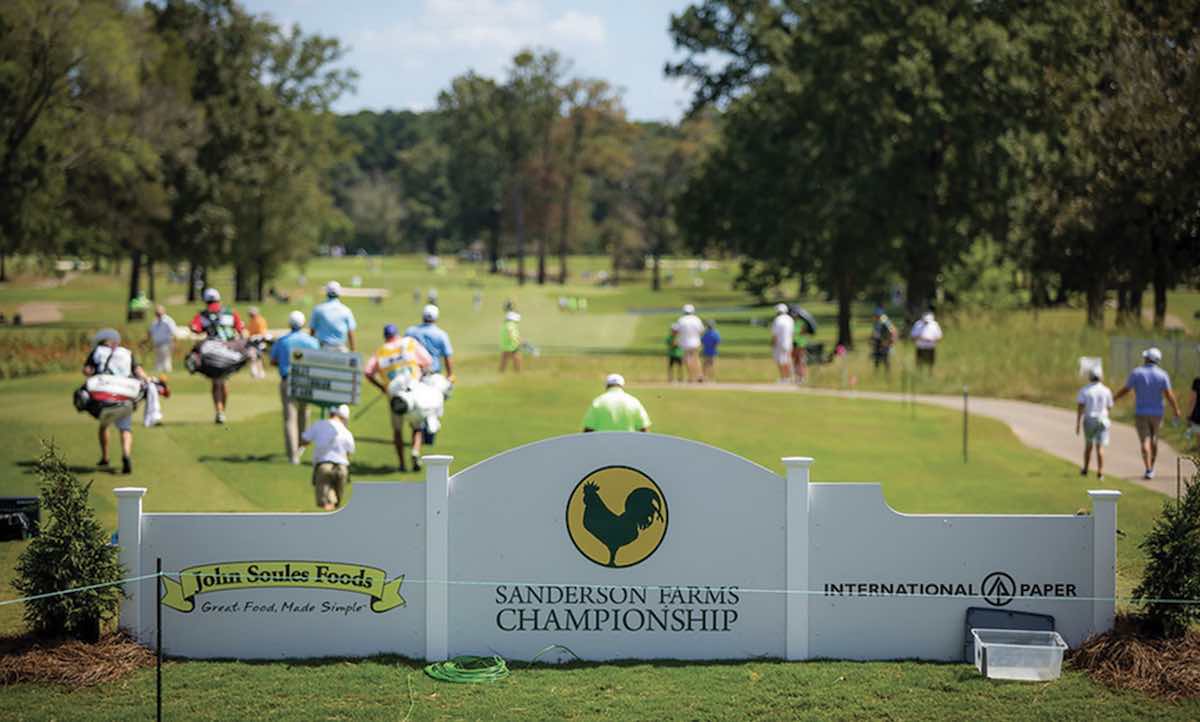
left=116, top=434, right=1119, bottom=662
left=286, top=348, right=362, bottom=406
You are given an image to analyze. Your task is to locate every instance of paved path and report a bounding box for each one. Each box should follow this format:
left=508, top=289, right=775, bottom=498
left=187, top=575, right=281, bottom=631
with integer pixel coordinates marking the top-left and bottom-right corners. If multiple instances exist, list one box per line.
left=645, top=382, right=1191, bottom=497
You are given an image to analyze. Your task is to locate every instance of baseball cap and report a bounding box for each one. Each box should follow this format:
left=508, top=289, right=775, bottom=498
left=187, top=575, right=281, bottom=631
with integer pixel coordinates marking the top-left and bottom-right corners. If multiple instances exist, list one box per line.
left=605, top=373, right=625, bottom=387
left=682, top=304, right=695, bottom=314
left=1089, top=367, right=1104, bottom=381
left=248, top=306, right=260, bottom=316
left=383, top=323, right=398, bottom=339
left=94, top=328, right=121, bottom=344
left=775, top=303, right=788, bottom=314
left=202, top=288, right=220, bottom=303
left=288, top=311, right=305, bottom=329
left=325, top=280, right=342, bottom=297
left=1143, top=347, right=1162, bottom=363
left=422, top=304, right=439, bottom=322
left=331, top=404, right=351, bottom=420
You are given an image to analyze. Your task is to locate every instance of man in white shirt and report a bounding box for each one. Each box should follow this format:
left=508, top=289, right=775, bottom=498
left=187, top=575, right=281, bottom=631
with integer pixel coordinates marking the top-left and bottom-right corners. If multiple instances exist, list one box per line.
left=910, top=309, right=943, bottom=369
left=675, top=304, right=705, bottom=382
left=770, top=304, right=794, bottom=382
left=147, top=305, right=177, bottom=372
left=299, top=403, right=356, bottom=510
left=1075, top=368, right=1114, bottom=479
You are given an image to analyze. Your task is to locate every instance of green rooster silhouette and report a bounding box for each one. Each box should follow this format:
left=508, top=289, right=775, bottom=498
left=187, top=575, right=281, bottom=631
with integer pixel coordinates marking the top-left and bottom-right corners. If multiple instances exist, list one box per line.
left=581, top=481, right=664, bottom=567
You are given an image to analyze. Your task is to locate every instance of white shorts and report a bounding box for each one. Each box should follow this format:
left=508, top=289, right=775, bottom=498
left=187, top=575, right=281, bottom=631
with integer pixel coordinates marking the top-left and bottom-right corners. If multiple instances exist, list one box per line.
left=774, top=349, right=793, bottom=366
left=1082, top=416, right=1110, bottom=446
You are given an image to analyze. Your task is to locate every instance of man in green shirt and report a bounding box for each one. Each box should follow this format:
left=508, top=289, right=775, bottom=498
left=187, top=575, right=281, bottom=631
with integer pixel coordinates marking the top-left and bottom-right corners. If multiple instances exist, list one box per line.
left=499, top=311, right=522, bottom=373
left=582, top=374, right=652, bottom=432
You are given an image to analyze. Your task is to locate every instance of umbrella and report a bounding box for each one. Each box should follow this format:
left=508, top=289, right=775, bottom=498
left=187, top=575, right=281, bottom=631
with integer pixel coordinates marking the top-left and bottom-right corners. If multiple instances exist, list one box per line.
left=789, top=306, right=817, bottom=334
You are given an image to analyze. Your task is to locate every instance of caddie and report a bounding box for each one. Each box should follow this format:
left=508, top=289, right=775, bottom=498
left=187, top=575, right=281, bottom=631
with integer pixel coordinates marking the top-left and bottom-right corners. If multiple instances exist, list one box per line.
left=84, top=329, right=148, bottom=474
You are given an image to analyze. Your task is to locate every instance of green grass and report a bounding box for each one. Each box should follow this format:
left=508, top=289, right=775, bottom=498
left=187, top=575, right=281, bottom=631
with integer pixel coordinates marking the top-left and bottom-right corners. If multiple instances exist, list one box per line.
left=0, top=256, right=1197, bottom=719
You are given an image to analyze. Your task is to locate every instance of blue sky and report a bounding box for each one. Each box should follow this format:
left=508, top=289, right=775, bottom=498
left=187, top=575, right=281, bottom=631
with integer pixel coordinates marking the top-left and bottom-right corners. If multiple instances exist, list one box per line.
left=240, top=0, right=698, bottom=121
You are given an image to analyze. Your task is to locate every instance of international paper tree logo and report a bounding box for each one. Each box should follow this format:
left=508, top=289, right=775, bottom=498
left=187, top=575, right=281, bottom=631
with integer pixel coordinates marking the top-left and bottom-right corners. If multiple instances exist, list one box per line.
left=981, top=571, right=1016, bottom=607
left=566, top=466, right=667, bottom=568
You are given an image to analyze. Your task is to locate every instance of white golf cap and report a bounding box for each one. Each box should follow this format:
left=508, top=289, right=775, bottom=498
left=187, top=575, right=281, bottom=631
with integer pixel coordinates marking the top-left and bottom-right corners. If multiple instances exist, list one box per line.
left=202, top=288, right=220, bottom=302
left=505, top=311, right=521, bottom=322
left=1090, top=366, right=1104, bottom=380
left=325, top=280, right=342, bottom=297
left=775, top=303, right=788, bottom=314
left=331, top=404, right=351, bottom=420
left=422, top=304, right=439, bottom=321
left=94, top=328, right=121, bottom=344
left=605, top=373, right=625, bottom=387
left=288, top=310, right=306, bottom=329
left=682, top=304, right=695, bottom=314
left=1143, top=347, right=1163, bottom=363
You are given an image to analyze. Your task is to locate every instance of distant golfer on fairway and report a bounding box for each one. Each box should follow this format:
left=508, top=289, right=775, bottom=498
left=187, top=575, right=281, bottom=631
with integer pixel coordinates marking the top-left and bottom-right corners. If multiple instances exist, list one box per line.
left=582, top=374, right=651, bottom=432
left=499, top=311, right=521, bottom=372
left=406, top=304, right=454, bottom=380
left=1114, top=347, right=1182, bottom=479
left=676, top=304, right=705, bottom=382
left=771, top=303, right=794, bottom=382
left=1075, top=367, right=1113, bottom=479
left=310, top=281, right=357, bottom=352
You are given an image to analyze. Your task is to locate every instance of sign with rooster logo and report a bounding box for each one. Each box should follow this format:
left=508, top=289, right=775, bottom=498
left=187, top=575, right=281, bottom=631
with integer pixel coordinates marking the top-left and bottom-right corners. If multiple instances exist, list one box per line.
left=566, top=466, right=668, bottom=568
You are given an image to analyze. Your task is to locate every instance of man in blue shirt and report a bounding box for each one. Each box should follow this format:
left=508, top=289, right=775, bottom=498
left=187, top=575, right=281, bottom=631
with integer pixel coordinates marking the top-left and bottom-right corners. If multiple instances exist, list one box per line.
left=271, top=311, right=321, bottom=464
left=310, top=281, right=357, bottom=351
left=405, top=304, right=454, bottom=379
left=1114, top=347, right=1182, bottom=479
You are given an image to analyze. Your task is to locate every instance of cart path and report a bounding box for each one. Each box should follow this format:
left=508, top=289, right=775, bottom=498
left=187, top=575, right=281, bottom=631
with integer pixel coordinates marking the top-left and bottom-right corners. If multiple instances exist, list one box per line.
left=643, top=382, right=1190, bottom=497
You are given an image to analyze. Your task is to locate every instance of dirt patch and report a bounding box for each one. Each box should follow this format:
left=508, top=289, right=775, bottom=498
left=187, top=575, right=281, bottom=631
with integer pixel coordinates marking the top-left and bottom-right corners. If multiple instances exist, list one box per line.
left=0, top=631, right=154, bottom=687
left=14, top=302, right=62, bottom=325
left=1070, top=615, right=1200, bottom=700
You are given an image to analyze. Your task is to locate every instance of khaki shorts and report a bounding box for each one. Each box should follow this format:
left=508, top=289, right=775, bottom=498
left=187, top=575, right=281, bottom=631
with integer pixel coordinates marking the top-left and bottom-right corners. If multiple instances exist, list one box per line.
left=1135, top=415, right=1162, bottom=442
left=98, top=405, right=134, bottom=433
left=313, top=462, right=348, bottom=508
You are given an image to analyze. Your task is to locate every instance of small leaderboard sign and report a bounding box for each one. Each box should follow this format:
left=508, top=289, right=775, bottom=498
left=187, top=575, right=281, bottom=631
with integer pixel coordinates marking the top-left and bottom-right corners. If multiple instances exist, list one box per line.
left=288, top=348, right=362, bottom=406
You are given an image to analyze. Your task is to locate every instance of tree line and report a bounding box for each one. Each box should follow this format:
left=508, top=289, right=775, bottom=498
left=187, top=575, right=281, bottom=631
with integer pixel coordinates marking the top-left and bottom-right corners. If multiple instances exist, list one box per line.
left=669, top=0, right=1200, bottom=344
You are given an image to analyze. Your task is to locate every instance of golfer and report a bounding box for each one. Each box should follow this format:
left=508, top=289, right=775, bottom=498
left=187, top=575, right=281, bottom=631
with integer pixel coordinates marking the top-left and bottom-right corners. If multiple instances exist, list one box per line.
left=84, top=329, right=148, bottom=475
left=1075, top=367, right=1114, bottom=479
left=1114, top=347, right=1182, bottom=479
left=499, top=311, right=521, bottom=372
left=270, top=311, right=320, bottom=464
left=582, top=374, right=651, bottom=432
left=147, top=305, right=177, bottom=372
left=190, top=288, right=246, bottom=424
left=675, top=304, right=705, bottom=382
left=405, top=304, right=454, bottom=379
left=910, top=308, right=943, bottom=369
left=299, top=403, right=356, bottom=511
left=771, top=303, right=794, bottom=382
left=311, top=281, right=357, bottom=352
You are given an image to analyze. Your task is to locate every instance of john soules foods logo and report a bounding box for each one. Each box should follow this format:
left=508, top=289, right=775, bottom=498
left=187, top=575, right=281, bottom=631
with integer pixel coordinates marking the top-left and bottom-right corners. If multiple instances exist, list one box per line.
left=159, top=561, right=405, bottom=613
left=566, top=466, right=667, bottom=568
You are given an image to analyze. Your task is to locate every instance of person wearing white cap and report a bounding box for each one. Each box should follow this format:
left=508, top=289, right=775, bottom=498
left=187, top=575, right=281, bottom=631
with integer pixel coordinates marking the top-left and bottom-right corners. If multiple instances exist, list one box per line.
left=770, top=303, right=795, bottom=382
left=1075, top=367, right=1114, bottom=479
left=499, top=310, right=522, bottom=373
left=189, top=287, right=246, bottom=423
left=910, top=307, right=943, bottom=370
left=1114, top=347, right=1182, bottom=479
left=270, top=311, right=321, bottom=464
left=581, top=374, right=651, bottom=432
left=675, top=304, right=705, bottom=382
left=299, top=403, right=356, bottom=510
left=405, top=304, right=455, bottom=379
left=310, top=280, right=357, bottom=352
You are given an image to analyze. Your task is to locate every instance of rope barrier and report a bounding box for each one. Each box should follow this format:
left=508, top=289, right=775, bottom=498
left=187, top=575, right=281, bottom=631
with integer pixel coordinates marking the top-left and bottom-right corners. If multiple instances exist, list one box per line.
left=3, top=571, right=1200, bottom=607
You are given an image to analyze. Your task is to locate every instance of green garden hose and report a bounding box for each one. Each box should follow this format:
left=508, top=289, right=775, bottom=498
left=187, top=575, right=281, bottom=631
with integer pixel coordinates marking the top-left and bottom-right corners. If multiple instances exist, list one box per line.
left=423, top=655, right=510, bottom=683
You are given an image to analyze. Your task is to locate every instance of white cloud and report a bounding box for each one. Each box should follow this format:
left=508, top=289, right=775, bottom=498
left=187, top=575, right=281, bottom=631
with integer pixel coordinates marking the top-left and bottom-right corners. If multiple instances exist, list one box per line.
left=546, top=10, right=606, bottom=47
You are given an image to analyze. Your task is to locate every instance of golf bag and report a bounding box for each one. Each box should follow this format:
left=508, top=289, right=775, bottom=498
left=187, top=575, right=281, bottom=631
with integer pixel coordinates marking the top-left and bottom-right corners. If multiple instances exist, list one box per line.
left=73, top=374, right=145, bottom=419
left=387, top=373, right=452, bottom=443
left=185, top=339, right=250, bottom=379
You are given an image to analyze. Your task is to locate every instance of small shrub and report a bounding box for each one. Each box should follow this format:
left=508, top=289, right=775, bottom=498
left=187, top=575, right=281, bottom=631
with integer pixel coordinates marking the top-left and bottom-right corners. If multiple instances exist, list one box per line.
left=13, top=442, right=124, bottom=641
left=1132, top=458, right=1200, bottom=638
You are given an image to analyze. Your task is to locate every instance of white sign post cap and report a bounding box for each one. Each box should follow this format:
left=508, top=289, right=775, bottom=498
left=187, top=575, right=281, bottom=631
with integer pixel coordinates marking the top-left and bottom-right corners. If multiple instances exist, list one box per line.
left=781, top=457, right=815, bottom=468
left=421, top=455, right=454, bottom=466
left=1087, top=490, right=1122, bottom=501
left=114, top=487, right=147, bottom=498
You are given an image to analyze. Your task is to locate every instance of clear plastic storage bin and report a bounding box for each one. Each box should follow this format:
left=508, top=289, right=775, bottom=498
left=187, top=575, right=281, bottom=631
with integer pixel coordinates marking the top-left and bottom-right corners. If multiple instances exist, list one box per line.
left=972, top=628, right=1068, bottom=681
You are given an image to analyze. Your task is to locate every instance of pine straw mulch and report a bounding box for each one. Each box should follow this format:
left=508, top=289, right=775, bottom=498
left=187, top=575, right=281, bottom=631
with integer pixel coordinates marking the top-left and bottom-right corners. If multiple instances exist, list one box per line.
left=1069, top=616, right=1200, bottom=700
left=0, top=631, right=154, bottom=687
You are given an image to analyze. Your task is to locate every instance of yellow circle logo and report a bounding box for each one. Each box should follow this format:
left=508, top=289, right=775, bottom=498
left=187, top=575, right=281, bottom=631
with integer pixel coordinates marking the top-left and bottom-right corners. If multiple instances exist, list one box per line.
left=566, top=466, right=668, bottom=568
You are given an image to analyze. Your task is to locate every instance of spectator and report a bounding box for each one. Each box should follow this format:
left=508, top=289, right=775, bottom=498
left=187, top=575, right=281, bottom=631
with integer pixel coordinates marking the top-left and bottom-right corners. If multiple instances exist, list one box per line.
left=190, top=288, right=246, bottom=424
left=299, top=403, right=355, bottom=511
left=246, top=306, right=269, bottom=378
left=499, top=311, right=522, bottom=373
left=270, top=311, right=320, bottom=464
left=771, top=303, right=794, bottom=382
left=870, top=308, right=898, bottom=372
left=676, top=304, right=705, bottom=382
left=582, top=374, right=651, bottom=432
left=310, top=281, right=357, bottom=351
left=910, top=308, right=943, bottom=369
left=147, top=305, right=177, bottom=373
left=1075, top=367, right=1114, bottom=479
left=84, top=329, right=148, bottom=475
left=1114, top=347, right=1182, bottom=479
left=701, top=320, right=721, bottom=382
left=666, top=323, right=683, bottom=383
left=405, top=304, right=454, bottom=380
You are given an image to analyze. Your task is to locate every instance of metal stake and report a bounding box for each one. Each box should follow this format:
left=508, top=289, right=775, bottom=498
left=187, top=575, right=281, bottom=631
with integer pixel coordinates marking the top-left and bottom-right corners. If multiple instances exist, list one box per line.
left=157, top=557, right=162, bottom=722
left=962, top=385, right=969, bottom=464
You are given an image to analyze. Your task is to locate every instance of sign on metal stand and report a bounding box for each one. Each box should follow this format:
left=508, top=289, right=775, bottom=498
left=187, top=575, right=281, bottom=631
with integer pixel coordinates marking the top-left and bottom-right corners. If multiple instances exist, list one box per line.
left=962, top=385, right=969, bottom=464
left=287, top=348, right=362, bottom=407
